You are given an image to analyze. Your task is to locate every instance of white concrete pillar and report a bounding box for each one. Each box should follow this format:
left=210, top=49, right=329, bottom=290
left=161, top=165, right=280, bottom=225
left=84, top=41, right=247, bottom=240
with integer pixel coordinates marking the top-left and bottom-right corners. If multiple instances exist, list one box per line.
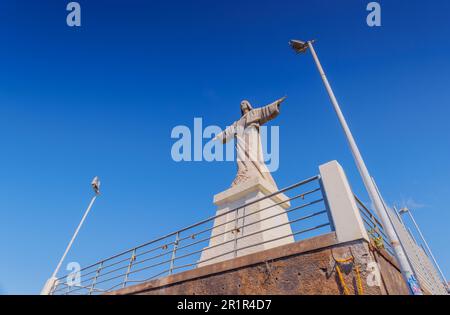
left=319, top=160, right=369, bottom=243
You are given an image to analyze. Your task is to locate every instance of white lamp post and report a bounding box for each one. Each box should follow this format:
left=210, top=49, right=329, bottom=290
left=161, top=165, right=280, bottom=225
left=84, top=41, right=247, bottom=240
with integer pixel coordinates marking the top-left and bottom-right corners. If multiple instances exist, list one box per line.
left=41, top=176, right=101, bottom=295
left=289, top=39, right=422, bottom=295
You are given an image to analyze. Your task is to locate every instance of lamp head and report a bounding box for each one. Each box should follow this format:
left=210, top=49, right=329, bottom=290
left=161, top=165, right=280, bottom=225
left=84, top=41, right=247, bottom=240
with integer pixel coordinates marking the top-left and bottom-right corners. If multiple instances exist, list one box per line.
left=91, top=176, right=100, bottom=195
left=399, top=207, right=409, bottom=215
left=289, top=39, right=312, bottom=54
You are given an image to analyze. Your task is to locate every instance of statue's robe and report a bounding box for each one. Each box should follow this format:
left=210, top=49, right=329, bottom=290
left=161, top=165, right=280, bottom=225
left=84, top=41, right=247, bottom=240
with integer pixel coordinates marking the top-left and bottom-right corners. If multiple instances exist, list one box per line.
left=217, top=101, right=281, bottom=187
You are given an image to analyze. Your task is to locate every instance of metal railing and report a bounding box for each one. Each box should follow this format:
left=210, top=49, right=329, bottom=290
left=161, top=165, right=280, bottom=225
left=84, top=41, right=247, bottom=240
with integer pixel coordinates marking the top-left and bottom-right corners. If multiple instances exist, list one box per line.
left=386, top=207, right=448, bottom=295
left=354, top=195, right=394, bottom=256
left=51, top=175, right=331, bottom=295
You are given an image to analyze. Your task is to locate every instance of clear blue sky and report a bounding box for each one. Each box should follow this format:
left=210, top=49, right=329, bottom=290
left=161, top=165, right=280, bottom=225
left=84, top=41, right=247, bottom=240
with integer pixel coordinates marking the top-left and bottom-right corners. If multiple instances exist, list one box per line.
left=0, top=0, right=449, bottom=294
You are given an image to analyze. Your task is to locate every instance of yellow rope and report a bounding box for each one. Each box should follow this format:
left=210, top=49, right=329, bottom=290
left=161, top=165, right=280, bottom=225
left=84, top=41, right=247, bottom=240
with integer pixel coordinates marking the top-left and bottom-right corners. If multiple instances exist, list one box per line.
left=335, top=257, right=353, bottom=264
left=335, top=264, right=350, bottom=295
left=334, top=256, right=364, bottom=295
left=354, top=265, right=364, bottom=295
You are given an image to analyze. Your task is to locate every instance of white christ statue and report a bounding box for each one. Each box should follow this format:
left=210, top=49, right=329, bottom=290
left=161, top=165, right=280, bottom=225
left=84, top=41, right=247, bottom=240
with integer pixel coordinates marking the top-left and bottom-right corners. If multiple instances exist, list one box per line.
left=215, top=96, right=286, bottom=188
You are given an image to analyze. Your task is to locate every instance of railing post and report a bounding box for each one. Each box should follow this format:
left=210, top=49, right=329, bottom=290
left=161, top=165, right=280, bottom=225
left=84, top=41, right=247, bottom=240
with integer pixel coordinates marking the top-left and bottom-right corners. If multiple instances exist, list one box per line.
left=89, top=262, right=103, bottom=295
left=122, top=250, right=136, bottom=288
left=233, top=207, right=240, bottom=258
left=169, top=233, right=180, bottom=275
left=319, top=161, right=369, bottom=243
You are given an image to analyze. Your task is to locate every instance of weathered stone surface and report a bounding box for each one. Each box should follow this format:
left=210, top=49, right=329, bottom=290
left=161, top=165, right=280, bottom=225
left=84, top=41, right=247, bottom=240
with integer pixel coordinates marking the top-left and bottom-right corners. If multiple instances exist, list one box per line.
left=107, top=233, right=409, bottom=295
left=371, top=246, right=410, bottom=295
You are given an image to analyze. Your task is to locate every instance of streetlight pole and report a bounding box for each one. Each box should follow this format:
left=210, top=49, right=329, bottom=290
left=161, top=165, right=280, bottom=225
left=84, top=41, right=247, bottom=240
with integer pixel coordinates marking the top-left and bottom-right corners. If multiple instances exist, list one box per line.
left=289, top=39, right=422, bottom=295
left=41, top=176, right=101, bottom=295
left=399, top=207, right=448, bottom=291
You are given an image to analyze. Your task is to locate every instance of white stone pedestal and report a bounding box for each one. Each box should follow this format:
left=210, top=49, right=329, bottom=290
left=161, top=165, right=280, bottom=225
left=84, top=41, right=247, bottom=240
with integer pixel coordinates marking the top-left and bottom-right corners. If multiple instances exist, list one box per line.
left=199, top=177, right=294, bottom=267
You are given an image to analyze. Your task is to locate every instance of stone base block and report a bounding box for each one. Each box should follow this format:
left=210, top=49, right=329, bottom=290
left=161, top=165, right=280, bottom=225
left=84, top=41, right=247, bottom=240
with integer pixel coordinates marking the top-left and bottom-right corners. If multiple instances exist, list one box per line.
left=199, top=177, right=294, bottom=267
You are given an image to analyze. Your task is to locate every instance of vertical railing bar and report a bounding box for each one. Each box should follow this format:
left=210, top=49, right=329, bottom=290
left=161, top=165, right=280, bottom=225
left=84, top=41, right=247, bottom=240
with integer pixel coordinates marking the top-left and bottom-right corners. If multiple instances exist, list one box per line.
left=65, top=278, right=70, bottom=295
left=169, top=232, right=180, bottom=275
left=122, top=249, right=136, bottom=288
left=241, top=206, right=246, bottom=242
left=233, top=207, right=240, bottom=258
left=89, top=261, right=103, bottom=295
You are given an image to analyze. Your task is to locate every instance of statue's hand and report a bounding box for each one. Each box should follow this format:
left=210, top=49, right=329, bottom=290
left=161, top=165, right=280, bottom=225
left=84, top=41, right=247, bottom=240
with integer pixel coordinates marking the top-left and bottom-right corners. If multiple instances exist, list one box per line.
left=276, top=96, right=287, bottom=105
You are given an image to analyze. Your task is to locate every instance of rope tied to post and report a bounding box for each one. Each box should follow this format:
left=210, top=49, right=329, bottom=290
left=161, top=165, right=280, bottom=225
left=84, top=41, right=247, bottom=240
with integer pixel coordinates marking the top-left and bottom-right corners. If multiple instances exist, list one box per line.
left=332, top=249, right=364, bottom=295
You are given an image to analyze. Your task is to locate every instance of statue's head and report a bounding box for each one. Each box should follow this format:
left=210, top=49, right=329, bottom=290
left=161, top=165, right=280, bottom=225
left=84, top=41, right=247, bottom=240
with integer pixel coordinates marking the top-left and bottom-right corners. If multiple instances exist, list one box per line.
left=240, top=100, right=253, bottom=116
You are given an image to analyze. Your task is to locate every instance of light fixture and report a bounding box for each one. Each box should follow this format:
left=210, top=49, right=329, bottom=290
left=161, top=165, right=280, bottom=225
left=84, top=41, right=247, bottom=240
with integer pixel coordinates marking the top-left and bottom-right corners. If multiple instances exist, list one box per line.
left=289, top=39, right=314, bottom=54
left=91, top=176, right=101, bottom=195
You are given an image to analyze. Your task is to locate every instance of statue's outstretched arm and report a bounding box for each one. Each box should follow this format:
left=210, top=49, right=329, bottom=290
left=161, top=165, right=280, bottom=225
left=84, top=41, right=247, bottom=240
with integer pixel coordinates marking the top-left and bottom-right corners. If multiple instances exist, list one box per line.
left=213, top=122, right=237, bottom=144
left=259, top=96, right=287, bottom=125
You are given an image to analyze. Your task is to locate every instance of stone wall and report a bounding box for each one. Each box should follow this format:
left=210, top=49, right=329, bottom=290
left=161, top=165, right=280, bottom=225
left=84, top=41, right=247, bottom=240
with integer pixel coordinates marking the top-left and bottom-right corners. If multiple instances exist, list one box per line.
left=371, top=246, right=410, bottom=295
left=107, top=233, right=409, bottom=295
